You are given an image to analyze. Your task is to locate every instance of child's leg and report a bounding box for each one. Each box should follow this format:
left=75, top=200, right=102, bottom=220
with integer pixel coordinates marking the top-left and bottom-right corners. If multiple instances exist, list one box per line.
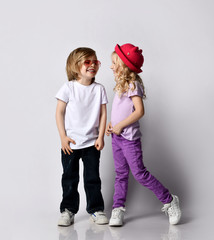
left=112, top=134, right=130, bottom=208
left=60, top=149, right=81, bottom=214
left=122, top=138, right=172, bottom=204
left=81, top=146, right=104, bottom=214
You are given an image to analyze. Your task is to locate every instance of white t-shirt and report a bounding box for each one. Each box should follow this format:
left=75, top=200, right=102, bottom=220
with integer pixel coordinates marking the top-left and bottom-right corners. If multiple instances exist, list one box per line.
left=56, top=80, right=108, bottom=149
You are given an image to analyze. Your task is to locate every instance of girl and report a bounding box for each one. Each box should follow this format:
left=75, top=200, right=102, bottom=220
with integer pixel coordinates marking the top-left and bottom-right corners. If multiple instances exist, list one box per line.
left=56, top=47, right=108, bottom=226
left=106, top=43, right=181, bottom=226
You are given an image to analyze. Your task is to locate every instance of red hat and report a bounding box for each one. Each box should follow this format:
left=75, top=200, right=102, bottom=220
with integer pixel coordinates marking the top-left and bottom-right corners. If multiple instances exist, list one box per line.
left=115, top=43, right=144, bottom=73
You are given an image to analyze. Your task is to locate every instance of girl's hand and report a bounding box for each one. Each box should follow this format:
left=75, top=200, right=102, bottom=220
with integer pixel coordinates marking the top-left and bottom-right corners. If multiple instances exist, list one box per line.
left=95, top=137, right=104, bottom=151
left=61, top=136, right=76, bottom=155
left=112, top=123, right=123, bottom=135
left=106, top=122, right=113, bottom=136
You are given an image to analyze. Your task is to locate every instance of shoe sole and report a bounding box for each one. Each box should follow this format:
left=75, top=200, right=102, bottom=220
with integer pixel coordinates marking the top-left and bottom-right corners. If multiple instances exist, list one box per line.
left=109, top=221, right=123, bottom=227
left=58, top=219, right=74, bottom=227
left=58, top=223, right=73, bottom=227
left=109, top=224, right=123, bottom=227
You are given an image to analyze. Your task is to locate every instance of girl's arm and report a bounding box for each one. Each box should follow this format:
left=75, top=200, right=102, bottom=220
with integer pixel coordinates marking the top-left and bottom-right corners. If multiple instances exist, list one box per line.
left=56, top=100, right=76, bottom=154
left=105, top=122, right=112, bottom=136
left=112, top=96, right=144, bottom=135
left=95, top=104, right=107, bottom=150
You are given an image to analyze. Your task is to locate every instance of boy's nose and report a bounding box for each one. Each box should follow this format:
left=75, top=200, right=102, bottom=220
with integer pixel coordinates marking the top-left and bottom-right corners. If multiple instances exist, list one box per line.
left=91, top=62, right=96, bottom=67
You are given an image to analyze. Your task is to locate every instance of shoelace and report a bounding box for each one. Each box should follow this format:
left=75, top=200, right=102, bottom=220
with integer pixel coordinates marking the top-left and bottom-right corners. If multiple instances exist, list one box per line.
left=112, top=208, right=125, bottom=219
left=92, top=212, right=106, bottom=217
left=161, top=204, right=171, bottom=216
left=62, top=209, right=73, bottom=218
left=96, top=212, right=105, bottom=216
left=162, top=202, right=179, bottom=217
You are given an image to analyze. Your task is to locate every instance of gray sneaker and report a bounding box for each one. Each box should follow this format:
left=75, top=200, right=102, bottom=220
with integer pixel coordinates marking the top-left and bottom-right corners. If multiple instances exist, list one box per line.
left=58, top=209, right=75, bottom=226
left=162, top=195, right=181, bottom=225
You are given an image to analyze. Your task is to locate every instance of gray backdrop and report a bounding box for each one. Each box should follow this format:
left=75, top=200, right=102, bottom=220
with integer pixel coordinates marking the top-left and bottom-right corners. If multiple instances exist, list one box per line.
left=0, top=0, right=214, bottom=238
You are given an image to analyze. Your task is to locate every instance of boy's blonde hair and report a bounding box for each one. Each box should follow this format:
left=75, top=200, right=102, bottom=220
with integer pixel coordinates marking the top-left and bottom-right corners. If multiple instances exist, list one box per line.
left=112, top=52, right=146, bottom=99
left=66, top=47, right=97, bottom=82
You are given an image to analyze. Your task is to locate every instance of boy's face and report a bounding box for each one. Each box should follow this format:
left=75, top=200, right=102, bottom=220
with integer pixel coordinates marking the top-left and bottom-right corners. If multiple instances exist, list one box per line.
left=79, top=55, right=100, bottom=80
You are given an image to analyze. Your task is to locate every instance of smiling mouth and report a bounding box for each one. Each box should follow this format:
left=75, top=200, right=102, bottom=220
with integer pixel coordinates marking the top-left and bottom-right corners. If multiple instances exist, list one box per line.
left=87, top=69, right=96, bottom=73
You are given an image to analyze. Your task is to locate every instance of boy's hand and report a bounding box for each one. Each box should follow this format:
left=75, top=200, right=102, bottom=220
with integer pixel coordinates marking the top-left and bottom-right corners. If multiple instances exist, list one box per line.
left=112, top=123, right=123, bottom=135
left=105, top=122, right=113, bottom=136
left=61, top=136, right=76, bottom=155
left=95, top=137, right=104, bottom=151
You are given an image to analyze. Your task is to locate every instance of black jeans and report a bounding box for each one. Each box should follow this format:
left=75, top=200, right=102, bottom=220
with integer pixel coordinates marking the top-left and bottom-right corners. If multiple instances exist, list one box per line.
left=60, top=146, right=104, bottom=214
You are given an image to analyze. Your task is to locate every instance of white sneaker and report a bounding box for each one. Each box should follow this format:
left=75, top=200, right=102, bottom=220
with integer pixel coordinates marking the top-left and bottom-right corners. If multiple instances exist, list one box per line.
left=162, top=195, right=181, bottom=225
left=58, top=209, right=75, bottom=226
left=90, top=211, right=109, bottom=225
left=109, top=207, right=125, bottom=227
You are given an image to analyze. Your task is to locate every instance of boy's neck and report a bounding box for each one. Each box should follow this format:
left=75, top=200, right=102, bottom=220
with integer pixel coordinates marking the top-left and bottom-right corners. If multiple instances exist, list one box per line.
left=77, top=78, right=93, bottom=86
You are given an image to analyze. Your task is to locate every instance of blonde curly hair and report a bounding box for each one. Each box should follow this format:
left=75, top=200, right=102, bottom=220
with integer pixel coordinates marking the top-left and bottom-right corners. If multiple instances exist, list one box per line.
left=112, top=52, right=146, bottom=99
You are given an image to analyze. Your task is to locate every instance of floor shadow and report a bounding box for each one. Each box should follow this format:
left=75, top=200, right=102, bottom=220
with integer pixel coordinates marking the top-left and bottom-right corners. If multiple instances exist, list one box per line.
left=125, top=211, right=161, bottom=224
left=179, top=215, right=193, bottom=225
left=125, top=211, right=193, bottom=225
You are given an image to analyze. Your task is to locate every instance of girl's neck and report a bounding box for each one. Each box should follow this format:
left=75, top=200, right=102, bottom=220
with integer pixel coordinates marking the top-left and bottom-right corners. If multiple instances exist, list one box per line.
left=77, top=78, right=93, bottom=86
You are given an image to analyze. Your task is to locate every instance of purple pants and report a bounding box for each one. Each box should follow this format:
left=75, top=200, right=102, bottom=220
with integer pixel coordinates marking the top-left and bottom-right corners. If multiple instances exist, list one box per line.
left=112, top=134, right=172, bottom=208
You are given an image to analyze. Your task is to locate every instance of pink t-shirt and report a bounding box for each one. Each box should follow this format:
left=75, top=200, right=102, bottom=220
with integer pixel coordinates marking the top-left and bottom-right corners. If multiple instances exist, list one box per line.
left=111, top=81, right=144, bottom=141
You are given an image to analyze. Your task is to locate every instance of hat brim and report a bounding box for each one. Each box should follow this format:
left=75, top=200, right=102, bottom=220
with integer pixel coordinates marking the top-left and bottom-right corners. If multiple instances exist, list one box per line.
left=115, top=44, right=142, bottom=73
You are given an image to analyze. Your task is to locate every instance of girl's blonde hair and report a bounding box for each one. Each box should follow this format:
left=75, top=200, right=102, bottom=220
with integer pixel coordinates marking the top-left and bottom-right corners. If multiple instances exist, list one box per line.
left=112, top=52, right=146, bottom=99
left=66, top=47, right=97, bottom=82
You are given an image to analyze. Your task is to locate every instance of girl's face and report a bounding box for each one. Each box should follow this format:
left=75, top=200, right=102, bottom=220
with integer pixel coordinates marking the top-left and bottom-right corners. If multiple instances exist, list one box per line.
left=79, top=55, right=100, bottom=81
left=111, top=54, right=119, bottom=80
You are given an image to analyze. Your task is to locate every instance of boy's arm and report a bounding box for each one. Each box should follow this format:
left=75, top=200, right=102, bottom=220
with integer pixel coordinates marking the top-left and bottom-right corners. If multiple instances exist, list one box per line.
left=112, top=96, right=144, bottom=135
left=95, top=104, right=107, bottom=150
left=56, top=100, right=67, bottom=139
left=56, top=100, right=75, bottom=154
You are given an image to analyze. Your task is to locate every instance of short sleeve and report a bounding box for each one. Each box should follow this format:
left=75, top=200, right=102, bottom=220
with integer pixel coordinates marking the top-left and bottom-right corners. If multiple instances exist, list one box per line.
left=101, top=85, right=108, bottom=104
left=127, top=81, right=144, bottom=98
left=55, top=83, right=70, bottom=103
